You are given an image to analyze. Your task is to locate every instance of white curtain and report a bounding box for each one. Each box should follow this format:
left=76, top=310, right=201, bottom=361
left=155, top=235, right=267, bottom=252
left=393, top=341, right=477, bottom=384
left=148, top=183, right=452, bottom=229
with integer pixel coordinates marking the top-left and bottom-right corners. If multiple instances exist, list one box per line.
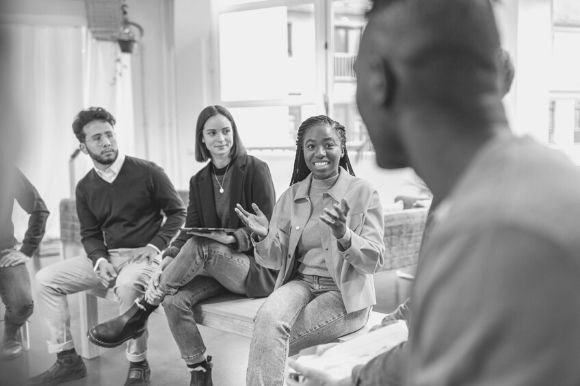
left=4, top=24, right=136, bottom=241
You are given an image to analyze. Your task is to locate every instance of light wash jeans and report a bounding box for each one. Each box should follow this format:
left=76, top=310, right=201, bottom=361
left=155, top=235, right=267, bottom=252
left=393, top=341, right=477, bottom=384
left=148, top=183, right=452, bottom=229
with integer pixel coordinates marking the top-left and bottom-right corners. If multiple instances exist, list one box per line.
left=159, top=237, right=250, bottom=365
left=0, top=249, right=34, bottom=338
left=35, top=249, right=158, bottom=362
left=246, top=273, right=370, bottom=386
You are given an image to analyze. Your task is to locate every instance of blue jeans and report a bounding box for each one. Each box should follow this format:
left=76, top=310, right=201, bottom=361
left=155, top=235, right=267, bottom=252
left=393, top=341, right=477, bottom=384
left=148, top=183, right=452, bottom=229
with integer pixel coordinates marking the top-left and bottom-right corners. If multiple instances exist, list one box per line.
left=0, top=250, right=33, bottom=339
left=246, top=273, right=370, bottom=386
left=160, top=237, right=250, bottom=365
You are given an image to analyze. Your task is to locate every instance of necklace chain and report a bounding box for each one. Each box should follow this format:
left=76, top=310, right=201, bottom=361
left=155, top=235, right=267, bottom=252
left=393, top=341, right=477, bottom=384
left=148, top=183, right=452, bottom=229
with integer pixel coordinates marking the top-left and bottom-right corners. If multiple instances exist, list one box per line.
left=213, top=163, right=230, bottom=194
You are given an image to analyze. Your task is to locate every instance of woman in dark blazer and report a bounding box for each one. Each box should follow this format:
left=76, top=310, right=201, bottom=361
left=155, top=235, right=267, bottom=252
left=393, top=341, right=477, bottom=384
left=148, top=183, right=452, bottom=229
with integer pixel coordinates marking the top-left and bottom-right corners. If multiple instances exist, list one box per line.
left=88, top=105, right=277, bottom=386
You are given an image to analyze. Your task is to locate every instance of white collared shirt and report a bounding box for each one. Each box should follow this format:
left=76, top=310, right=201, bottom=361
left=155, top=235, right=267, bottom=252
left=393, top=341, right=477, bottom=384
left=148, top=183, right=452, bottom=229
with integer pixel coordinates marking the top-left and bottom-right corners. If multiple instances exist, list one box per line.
left=94, top=152, right=126, bottom=183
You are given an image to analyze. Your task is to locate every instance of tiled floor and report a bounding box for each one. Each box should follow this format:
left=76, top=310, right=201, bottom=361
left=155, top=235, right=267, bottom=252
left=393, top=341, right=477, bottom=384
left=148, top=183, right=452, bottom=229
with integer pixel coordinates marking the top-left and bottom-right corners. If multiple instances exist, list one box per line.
left=0, top=254, right=250, bottom=386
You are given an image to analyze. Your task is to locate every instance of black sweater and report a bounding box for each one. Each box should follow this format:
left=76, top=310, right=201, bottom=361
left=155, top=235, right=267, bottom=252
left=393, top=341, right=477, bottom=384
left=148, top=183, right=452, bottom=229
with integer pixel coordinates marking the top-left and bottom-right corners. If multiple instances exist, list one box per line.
left=75, top=156, right=186, bottom=265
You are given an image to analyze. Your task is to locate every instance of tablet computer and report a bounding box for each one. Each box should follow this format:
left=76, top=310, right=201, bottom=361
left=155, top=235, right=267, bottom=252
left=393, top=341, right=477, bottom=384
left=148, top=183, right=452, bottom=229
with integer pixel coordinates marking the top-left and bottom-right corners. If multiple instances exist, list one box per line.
left=181, top=227, right=237, bottom=235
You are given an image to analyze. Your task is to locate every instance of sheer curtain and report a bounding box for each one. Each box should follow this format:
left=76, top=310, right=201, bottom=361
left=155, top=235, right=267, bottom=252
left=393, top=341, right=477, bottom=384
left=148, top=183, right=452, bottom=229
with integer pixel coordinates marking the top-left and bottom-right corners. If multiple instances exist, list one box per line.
left=4, top=24, right=135, bottom=241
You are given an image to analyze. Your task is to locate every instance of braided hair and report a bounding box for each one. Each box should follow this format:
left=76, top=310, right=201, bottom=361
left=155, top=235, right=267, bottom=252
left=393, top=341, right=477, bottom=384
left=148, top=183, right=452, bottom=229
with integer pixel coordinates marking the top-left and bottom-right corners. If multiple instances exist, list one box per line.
left=289, top=115, right=355, bottom=186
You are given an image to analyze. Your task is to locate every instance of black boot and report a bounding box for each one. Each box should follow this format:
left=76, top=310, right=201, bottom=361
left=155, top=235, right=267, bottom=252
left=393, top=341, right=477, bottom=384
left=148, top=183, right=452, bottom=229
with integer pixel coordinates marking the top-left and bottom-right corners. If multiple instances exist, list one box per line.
left=1, top=324, right=23, bottom=360
left=28, top=349, right=87, bottom=386
left=189, top=356, right=213, bottom=386
left=88, top=297, right=157, bottom=348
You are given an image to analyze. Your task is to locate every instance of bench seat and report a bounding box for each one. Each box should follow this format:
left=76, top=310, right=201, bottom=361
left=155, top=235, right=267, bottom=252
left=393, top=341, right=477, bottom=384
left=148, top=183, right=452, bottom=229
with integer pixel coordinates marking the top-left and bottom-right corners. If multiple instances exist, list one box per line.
left=192, top=293, right=386, bottom=341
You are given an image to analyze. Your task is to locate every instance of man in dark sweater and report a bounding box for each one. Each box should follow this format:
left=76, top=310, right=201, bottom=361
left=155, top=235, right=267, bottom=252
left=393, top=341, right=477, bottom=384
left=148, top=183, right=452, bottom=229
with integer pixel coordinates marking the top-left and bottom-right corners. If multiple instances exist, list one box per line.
left=30, top=107, right=186, bottom=386
left=0, top=166, right=49, bottom=360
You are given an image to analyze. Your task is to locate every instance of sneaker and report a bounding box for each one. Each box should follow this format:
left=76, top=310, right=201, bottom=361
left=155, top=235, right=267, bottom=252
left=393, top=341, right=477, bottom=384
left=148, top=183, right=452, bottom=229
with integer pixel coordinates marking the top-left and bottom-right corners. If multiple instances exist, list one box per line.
left=28, top=351, right=87, bottom=386
left=124, top=360, right=151, bottom=386
left=189, top=356, right=213, bottom=386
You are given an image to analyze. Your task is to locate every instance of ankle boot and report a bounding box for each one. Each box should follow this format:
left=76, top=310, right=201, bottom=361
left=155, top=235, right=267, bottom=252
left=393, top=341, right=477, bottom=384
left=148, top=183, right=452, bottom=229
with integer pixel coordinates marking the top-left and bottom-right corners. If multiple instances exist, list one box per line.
left=189, top=356, right=213, bottom=386
left=1, top=325, right=23, bottom=360
left=28, top=350, right=87, bottom=386
left=88, top=297, right=157, bottom=348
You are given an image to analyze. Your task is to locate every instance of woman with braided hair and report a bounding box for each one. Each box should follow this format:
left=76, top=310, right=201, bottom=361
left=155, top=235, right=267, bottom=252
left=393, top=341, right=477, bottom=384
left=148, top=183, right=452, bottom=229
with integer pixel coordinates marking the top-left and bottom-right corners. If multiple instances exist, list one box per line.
left=235, top=115, right=385, bottom=385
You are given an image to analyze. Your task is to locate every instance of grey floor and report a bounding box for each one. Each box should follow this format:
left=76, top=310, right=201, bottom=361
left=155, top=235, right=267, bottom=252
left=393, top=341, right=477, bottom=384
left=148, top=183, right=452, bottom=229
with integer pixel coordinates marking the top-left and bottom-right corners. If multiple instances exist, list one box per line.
left=0, top=250, right=405, bottom=386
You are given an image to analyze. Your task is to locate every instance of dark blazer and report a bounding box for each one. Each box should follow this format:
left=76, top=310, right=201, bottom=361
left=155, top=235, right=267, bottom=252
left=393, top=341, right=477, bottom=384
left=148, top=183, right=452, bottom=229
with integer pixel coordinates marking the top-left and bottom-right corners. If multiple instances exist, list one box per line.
left=166, top=154, right=277, bottom=297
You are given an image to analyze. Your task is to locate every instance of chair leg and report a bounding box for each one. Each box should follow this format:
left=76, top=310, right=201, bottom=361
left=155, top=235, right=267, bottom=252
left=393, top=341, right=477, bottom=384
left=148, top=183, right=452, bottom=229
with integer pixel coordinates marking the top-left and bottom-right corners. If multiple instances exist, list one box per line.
left=20, top=322, right=30, bottom=351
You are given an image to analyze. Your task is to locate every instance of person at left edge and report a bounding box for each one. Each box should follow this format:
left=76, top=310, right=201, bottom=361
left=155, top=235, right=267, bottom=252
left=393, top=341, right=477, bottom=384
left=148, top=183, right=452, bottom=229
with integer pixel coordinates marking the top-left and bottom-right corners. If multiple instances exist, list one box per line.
left=29, top=107, right=186, bottom=386
left=0, top=166, right=49, bottom=360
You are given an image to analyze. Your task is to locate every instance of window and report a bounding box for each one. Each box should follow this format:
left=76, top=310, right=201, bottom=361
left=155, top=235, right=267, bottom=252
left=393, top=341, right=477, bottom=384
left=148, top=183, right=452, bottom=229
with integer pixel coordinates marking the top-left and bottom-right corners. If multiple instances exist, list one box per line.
left=214, top=0, right=371, bottom=150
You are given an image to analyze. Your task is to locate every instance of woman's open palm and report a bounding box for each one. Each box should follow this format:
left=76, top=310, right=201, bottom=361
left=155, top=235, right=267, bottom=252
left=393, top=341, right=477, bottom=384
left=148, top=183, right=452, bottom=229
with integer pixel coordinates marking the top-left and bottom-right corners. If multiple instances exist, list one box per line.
left=235, top=203, right=269, bottom=238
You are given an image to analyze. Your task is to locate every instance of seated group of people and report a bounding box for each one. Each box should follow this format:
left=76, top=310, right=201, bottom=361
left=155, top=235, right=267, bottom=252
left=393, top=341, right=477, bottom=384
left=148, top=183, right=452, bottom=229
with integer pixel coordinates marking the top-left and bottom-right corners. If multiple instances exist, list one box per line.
left=3, top=0, right=580, bottom=386
left=11, top=103, right=385, bottom=386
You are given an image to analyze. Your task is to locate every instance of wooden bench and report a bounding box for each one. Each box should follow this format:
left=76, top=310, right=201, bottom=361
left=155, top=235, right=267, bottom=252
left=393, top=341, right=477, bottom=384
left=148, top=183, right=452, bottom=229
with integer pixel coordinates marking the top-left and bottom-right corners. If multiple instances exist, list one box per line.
left=59, top=198, right=427, bottom=359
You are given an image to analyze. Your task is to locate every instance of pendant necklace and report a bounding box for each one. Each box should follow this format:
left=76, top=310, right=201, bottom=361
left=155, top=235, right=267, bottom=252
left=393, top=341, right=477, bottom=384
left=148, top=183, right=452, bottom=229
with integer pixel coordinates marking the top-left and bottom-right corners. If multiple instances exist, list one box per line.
left=213, top=163, right=230, bottom=194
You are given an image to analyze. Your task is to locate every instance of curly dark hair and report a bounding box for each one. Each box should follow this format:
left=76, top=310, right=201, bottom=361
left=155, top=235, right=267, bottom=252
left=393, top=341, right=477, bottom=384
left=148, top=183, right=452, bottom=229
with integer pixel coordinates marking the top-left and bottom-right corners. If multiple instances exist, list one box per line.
left=289, top=115, right=355, bottom=186
left=72, top=107, right=116, bottom=142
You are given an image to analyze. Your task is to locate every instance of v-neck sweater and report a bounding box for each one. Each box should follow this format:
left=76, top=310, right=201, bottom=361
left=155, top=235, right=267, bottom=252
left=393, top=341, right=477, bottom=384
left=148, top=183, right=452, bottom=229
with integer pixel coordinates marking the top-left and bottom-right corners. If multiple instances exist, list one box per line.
left=75, top=156, right=186, bottom=265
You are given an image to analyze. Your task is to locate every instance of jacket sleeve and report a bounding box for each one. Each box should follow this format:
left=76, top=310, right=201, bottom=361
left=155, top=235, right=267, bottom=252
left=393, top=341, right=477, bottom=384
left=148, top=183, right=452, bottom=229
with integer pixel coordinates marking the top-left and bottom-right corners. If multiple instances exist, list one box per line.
left=232, top=159, right=276, bottom=252
left=164, top=175, right=200, bottom=258
left=253, top=190, right=291, bottom=270
left=148, top=164, right=186, bottom=252
left=13, top=169, right=50, bottom=257
left=339, top=188, right=384, bottom=274
left=351, top=341, right=408, bottom=386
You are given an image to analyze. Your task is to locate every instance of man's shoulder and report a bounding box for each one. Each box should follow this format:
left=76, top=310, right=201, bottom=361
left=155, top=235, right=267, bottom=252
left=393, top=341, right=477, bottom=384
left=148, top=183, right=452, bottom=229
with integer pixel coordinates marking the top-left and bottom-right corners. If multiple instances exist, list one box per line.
left=123, top=155, right=160, bottom=171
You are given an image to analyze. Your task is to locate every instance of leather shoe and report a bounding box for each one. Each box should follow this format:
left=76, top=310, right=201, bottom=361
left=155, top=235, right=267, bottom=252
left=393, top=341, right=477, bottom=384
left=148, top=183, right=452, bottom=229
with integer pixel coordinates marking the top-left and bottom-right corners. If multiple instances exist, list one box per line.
left=190, top=356, right=213, bottom=386
left=88, top=297, right=157, bottom=348
left=28, top=351, right=87, bottom=386
left=1, top=339, right=23, bottom=360
left=125, top=360, right=151, bottom=386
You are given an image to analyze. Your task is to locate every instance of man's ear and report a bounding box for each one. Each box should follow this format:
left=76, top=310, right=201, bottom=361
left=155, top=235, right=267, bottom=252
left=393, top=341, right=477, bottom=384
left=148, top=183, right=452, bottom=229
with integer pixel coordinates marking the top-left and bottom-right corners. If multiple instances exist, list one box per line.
left=79, top=142, right=88, bottom=154
left=368, top=55, right=396, bottom=108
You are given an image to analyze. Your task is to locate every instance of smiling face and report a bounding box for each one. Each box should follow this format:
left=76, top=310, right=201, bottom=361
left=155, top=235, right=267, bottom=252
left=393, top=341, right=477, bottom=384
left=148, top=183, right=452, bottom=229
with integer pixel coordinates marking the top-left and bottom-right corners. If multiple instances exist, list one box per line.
left=302, top=123, right=344, bottom=180
left=202, top=114, right=234, bottom=160
left=80, top=120, right=118, bottom=168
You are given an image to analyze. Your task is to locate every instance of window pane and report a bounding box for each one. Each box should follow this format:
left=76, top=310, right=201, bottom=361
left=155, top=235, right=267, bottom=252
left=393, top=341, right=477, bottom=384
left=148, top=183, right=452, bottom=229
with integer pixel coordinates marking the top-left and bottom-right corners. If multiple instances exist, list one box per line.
left=551, top=31, right=580, bottom=91
left=219, top=5, right=316, bottom=101
left=228, top=104, right=320, bottom=149
left=331, top=0, right=371, bottom=148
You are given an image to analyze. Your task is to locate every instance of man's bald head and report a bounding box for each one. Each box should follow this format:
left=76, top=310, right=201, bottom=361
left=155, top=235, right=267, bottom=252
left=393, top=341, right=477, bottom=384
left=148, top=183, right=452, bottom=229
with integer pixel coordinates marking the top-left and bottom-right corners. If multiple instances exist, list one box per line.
left=357, top=0, right=508, bottom=169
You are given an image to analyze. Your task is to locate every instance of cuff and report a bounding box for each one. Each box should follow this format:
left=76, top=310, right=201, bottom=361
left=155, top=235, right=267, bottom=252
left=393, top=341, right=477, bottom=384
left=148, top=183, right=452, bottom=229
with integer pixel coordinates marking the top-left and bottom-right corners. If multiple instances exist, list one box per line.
left=250, top=232, right=265, bottom=247
left=93, top=257, right=108, bottom=272
left=147, top=243, right=161, bottom=254
left=162, top=246, right=180, bottom=259
left=337, top=229, right=352, bottom=251
left=20, top=244, right=36, bottom=257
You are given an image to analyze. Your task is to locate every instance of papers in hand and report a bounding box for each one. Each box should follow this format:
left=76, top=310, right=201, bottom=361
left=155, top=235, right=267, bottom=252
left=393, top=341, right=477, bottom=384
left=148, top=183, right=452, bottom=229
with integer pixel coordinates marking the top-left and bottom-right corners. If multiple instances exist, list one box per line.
left=294, top=320, right=408, bottom=380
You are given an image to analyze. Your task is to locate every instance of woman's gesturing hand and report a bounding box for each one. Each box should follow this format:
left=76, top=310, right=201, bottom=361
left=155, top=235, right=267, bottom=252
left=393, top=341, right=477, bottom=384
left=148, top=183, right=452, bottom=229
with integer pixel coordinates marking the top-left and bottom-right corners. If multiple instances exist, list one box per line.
left=235, top=203, right=269, bottom=238
left=320, top=199, right=350, bottom=239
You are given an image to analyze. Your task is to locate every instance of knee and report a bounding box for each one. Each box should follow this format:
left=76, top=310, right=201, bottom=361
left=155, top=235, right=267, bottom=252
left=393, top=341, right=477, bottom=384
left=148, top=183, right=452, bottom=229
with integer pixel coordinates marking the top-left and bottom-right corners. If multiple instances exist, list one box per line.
left=35, top=267, right=56, bottom=291
left=14, top=301, right=34, bottom=320
left=254, top=306, right=286, bottom=333
left=161, top=292, right=191, bottom=313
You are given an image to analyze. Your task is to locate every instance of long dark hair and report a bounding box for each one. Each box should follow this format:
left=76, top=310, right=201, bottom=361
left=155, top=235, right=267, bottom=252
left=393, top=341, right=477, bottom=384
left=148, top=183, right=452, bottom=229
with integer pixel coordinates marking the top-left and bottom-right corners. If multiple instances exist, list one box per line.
left=289, top=115, right=355, bottom=185
left=194, top=105, right=247, bottom=162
